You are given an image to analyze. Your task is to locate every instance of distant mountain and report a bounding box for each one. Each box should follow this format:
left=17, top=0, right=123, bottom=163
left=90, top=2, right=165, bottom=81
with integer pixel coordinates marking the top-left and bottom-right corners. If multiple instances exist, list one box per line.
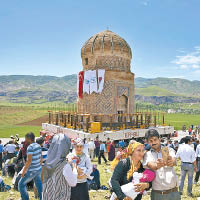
left=135, top=86, right=178, bottom=97
left=135, top=77, right=200, bottom=97
left=0, top=75, right=77, bottom=92
left=0, top=75, right=200, bottom=104
left=0, top=75, right=77, bottom=103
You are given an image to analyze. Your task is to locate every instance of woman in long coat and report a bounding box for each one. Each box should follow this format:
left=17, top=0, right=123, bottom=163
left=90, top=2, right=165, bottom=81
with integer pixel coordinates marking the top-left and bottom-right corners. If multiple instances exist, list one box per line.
left=42, top=133, right=77, bottom=200
left=108, top=141, right=115, bottom=161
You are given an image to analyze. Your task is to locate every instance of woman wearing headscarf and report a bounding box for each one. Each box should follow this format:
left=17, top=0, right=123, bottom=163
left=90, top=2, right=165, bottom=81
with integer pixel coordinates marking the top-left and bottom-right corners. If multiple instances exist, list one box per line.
left=110, top=149, right=127, bottom=171
left=108, top=141, right=116, bottom=162
left=42, top=133, right=77, bottom=200
left=69, top=138, right=92, bottom=200
left=110, top=142, right=154, bottom=200
left=21, top=141, right=29, bottom=163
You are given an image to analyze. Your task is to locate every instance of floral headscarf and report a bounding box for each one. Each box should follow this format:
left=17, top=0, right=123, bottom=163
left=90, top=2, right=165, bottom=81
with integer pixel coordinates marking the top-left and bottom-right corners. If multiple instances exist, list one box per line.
left=127, top=142, right=144, bottom=179
left=111, top=142, right=144, bottom=179
left=72, top=138, right=84, bottom=146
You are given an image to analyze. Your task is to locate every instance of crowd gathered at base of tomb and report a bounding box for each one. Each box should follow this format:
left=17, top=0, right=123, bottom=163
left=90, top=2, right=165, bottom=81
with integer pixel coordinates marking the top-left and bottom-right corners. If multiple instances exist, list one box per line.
left=1, top=126, right=200, bottom=200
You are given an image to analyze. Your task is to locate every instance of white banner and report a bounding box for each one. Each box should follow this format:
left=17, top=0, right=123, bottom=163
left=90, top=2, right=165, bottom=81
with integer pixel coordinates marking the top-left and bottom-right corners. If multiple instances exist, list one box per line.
left=97, top=69, right=105, bottom=93
left=83, top=70, right=91, bottom=94
left=90, top=70, right=98, bottom=93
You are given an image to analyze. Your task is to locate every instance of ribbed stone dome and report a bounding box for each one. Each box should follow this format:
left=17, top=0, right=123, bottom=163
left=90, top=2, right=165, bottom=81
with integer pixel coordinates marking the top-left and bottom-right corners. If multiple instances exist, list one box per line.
left=81, top=30, right=132, bottom=72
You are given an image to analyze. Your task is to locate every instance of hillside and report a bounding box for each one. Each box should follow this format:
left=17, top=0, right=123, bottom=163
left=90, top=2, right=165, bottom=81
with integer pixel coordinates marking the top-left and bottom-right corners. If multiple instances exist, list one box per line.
left=0, top=75, right=77, bottom=103
left=135, top=77, right=200, bottom=97
left=135, top=86, right=178, bottom=97
left=0, top=75, right=200, bottom=104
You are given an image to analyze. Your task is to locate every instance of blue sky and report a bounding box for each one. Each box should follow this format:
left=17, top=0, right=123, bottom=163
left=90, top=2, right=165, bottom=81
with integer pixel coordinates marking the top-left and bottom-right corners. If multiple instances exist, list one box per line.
left=0, top=0, right=200, bottom=80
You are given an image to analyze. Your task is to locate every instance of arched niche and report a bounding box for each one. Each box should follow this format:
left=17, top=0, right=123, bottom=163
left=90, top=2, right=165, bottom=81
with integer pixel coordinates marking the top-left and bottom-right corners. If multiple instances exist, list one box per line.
left=117, top=95, right=128, bottom=114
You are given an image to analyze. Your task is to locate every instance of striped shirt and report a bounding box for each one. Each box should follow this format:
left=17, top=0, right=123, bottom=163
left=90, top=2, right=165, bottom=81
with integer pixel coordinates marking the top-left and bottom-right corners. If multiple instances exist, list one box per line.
left=0, top=144, right=3, bottom=153
left=42, top=147, right=48, bottom=166
left=27, top=143, right=42, bottom=172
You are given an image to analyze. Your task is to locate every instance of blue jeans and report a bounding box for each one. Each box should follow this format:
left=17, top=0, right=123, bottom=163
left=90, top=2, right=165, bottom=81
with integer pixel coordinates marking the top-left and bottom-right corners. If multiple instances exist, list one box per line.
left=151, top=191, right=181, bottom=200
left=179, top=163, right=194, bottom=194
left=195, top=160, right=200, bottom=182
left=18, top=169, right=42, bottom=200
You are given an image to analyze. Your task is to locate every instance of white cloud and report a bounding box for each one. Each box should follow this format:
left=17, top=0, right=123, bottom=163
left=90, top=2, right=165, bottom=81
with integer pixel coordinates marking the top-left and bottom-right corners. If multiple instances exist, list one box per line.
left=180, top=65, right=188, bottom=69
left=192, top=64, right=200, bottom=69
left=142, top=1, right=148, bottom=6
left=168, top=76, right=185, bottom=79
left=172, top=46, right=200, bottom=70
left=195, top=46, right=200, bottom=52
left=176, top=49, right=186, bottom=53
left=141, top=0, right=149, bottom=6
left=192, top=70, right=200, bottom=75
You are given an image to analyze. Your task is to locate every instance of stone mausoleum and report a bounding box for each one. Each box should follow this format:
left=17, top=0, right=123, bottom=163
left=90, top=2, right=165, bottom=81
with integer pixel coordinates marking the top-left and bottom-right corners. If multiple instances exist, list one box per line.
left=77, top=30, right=135, bottom=122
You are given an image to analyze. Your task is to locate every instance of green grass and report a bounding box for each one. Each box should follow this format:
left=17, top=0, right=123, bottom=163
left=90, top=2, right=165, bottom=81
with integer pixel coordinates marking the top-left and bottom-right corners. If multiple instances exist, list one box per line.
left=0, top=102, right=78, bottom=114
left=165, top=113, right=200, bottom=130
left=1, top=104, right=200, bottom=137
left=0, top=125, right=41, bottom=138
left=0, top=159, right=110, bottom=200
left=135, top=86, right=180, bottom=97
left=1, top=159, right=200, bottom=200
left=182, top=103, right=200, bottom=110
left=0, top=102, right=77, bottom=138
left=0, top=105, right=47, bottom=138
left=0, top=107, right=46, bottom=126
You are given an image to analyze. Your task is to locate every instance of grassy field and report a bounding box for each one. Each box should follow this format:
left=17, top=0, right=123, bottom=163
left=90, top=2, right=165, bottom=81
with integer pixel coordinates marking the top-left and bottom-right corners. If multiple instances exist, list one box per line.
left=0, top=159, right=200, bottom=200
left=0, top=125, right=41, bottom=138
left=135, top=86, right=179, bottom=97
left=165, top=113, right=200, bottom=130
left=0, top=102, right=79, bottom=138
left=0, top=105, right=47, bottom=138
left=0, top=103, right=200, bottom=138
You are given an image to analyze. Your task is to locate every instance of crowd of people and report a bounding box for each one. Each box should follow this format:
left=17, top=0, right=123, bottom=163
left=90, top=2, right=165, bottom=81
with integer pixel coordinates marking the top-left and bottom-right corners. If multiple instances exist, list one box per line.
left=0, top=133, right=103, bottom=200
left=0, top=128, right=200, bottom=200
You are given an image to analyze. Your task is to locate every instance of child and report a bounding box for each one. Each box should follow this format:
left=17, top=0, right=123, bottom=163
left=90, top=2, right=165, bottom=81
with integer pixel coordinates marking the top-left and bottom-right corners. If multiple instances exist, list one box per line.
left=110, top=169, right=155, bottom=200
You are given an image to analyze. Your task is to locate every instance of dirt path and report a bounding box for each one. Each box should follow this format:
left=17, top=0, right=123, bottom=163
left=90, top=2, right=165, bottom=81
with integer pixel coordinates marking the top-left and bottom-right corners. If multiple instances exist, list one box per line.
left=17, top=114, right=48, bottom=126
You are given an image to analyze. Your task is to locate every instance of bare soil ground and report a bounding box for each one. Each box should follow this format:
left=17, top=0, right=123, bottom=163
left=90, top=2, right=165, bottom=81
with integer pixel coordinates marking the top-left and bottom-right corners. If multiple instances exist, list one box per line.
left=17, top=115, right=48, bottom=126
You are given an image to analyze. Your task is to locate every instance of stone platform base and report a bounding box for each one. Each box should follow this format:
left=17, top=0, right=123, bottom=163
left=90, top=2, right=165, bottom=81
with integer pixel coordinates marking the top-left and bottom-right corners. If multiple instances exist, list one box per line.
left=42, top=123, right=174, bottom=141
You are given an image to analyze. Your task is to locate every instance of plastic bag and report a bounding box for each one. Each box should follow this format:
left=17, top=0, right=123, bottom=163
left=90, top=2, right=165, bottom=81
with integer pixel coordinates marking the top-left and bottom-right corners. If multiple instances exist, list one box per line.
left=110, top=172, right=143, bottom=200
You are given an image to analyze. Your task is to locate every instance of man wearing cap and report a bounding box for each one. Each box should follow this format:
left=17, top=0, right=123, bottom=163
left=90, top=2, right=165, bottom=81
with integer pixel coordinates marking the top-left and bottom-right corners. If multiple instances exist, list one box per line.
left=4, top=140, right=16, bottom=159
left=88, top=139, right=95, bottom=161
left=176, top=136, right=197, bottom=197
left=143, top=129, right=180, bottom=200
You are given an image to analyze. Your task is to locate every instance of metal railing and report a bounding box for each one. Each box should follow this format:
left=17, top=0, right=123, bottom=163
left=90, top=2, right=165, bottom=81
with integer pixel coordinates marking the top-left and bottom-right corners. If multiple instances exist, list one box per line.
left=47, top=111, right=166, bottom=132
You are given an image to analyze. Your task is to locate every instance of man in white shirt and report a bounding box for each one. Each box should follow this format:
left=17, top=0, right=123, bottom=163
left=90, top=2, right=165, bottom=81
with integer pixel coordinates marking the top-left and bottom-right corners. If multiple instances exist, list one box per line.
left=194, top=141, right=200, bottom=184
left=176, top=136, right=197, bottom=197
left=4, top=141, right=16, bottom=159
left=88, top=139, right=95, bottom=161
left=143, top=129, right=180, bottom=200
left=83, top=138, right=89, bottom=155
